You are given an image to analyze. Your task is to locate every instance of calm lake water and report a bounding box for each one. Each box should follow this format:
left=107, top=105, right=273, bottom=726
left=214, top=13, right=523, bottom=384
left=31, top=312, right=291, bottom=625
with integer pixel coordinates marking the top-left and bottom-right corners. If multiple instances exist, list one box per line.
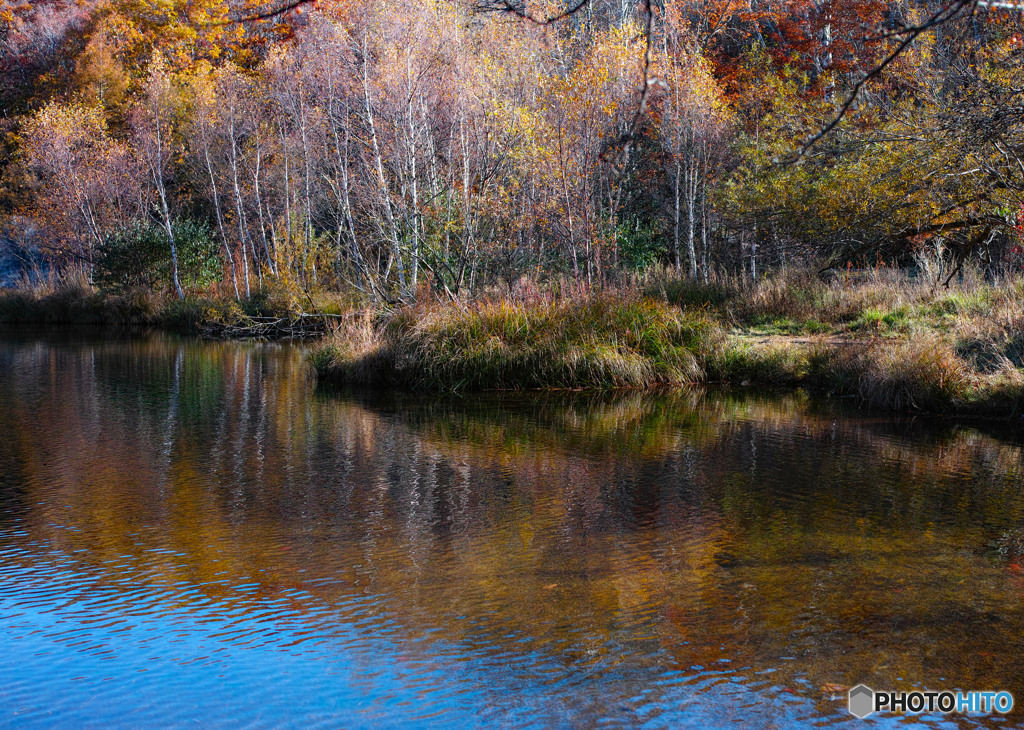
left=1, top=332, right=1023, bottom=728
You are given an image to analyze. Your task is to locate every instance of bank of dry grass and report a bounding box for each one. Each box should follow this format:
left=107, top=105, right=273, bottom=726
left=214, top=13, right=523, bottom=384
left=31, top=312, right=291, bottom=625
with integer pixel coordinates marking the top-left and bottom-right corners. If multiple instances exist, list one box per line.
left=637, top=267, right=1024, bottom=415
left=0, top=276, right=356, bottom=336
left=8, top=266, right=1024, bottom=415
left=313, top=270, right=1024, bottom=415
left=644, top=266, right=1024, bottom=339
left=706, top=332, right=1024, bottom=415
left=311, top=294, right=724, bottom=390
left=0, top=279, right=159, bottom=326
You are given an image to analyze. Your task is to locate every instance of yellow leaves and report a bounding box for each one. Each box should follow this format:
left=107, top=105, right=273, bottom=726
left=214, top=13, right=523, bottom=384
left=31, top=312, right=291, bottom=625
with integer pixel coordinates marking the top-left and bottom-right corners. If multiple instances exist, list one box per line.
left=24, top=101, right=110, bottom=152
left=75, top=22, right=131, bottom=112
left=19, top=99, right=134, bottom=251
left=107, top=0, right=246, bottom=77
left=185, top=65, right=218, bottom=117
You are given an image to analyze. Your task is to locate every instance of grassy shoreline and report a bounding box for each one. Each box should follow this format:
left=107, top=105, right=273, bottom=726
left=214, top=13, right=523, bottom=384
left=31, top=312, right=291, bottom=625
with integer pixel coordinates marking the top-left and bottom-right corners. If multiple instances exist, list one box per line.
left=312, top=301, right=1024, bottom=417
left=310, top=294, right=722, bottom=391
left=0, top=282, right=343, bottom=337
left=311, top=269, right=1024, bottom=417
left=8, top=269, right=1024, bottom=417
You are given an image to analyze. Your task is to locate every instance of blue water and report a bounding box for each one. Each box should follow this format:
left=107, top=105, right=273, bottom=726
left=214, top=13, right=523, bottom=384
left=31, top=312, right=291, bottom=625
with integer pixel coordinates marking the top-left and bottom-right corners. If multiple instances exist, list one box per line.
left=1, top=333, right=1022, bottom=727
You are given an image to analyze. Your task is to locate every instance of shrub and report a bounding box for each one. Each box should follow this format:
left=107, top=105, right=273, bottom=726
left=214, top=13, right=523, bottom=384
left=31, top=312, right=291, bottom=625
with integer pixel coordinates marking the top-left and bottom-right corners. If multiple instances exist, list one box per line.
left=95, top=219, right=221, bottom=295
left=618, top=220, right=666, bottom=272
left=94, top=223, right=165, bottom=293
left=173, top=219, right=222, bottom=292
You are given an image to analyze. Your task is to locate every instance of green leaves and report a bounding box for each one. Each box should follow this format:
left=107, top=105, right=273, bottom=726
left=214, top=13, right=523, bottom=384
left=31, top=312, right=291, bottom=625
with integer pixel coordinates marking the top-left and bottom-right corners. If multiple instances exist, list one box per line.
left=96, top=219, right=221, bottom=294
left=618, top=218, right=665, bottom=272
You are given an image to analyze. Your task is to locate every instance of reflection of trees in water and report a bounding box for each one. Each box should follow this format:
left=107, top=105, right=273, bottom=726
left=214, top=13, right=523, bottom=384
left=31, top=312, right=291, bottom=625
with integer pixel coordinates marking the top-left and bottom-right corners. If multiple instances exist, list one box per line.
left=2, top=335, right=1024, bottom=702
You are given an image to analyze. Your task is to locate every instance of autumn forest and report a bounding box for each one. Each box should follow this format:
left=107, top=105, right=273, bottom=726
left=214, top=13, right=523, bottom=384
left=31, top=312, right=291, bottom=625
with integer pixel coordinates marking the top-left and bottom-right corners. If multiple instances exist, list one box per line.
left=6, top=1, right=1024, bottom=405
left=2, top=0, right=1021, bottom=293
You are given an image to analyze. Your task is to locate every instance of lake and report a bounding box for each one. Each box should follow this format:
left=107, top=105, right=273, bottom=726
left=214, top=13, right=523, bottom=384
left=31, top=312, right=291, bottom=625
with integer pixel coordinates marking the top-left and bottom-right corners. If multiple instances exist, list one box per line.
left=0, top=332, right=1022, bottom=728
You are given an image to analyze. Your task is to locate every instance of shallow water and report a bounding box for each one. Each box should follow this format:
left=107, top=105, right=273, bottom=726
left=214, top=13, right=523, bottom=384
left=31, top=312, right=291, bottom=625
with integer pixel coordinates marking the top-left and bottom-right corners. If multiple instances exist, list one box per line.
left=1, top=332, right=1023, bottom=728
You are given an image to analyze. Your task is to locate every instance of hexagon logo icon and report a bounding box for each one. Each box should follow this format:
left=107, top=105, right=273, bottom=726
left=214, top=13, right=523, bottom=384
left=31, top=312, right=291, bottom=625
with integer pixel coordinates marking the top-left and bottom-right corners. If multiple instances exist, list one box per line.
left=849, top=684, right=875, bottom=718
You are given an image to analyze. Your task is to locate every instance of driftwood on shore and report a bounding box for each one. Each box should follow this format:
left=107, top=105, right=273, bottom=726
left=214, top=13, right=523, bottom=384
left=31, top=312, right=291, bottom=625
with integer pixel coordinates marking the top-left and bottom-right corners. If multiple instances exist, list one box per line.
left=196, top=312, right=354, bottom=340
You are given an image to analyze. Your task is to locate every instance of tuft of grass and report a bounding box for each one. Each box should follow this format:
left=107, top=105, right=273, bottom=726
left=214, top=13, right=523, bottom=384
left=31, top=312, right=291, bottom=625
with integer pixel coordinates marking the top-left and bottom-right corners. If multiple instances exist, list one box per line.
left=644, top=275, right=735, bottom=309
left=745, top=316, right=831, bottom=335
left=313, top=294, right=725, bottom=391
left=0, top=290, right=36, bottom=322
left=848, top=305, right=913, bottom=333
left=929, top=290, right=993, bottom=317
left=851, top=337, right=972, bottom=411
left=159, top=297, right=213, bottom=331
left=705, top=341, right=808, bottom=385
left=309, top=312, right=395, bottom=383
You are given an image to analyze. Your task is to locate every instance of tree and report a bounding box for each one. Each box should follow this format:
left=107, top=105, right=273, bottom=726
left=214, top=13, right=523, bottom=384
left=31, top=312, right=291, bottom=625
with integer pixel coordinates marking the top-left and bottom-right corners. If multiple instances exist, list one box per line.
left=654, top=12, right=731, bottom=279
left=21, top=101, right=138, bottom=267
left=132, top=53, right=186, bottom=299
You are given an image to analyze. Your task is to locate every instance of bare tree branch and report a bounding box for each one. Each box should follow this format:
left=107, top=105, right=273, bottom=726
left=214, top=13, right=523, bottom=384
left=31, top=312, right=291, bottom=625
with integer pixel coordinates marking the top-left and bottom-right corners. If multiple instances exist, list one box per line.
left=225, top=0, right=317, bottom=24
left=471, top=0, right=591, bottom=25
left=798, top=0, right=979, bottom=158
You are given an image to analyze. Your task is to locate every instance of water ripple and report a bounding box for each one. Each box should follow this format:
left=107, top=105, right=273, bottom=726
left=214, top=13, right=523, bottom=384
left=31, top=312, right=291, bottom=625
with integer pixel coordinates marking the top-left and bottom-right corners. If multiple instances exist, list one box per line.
left=0, top=336, right=1022, bottom=727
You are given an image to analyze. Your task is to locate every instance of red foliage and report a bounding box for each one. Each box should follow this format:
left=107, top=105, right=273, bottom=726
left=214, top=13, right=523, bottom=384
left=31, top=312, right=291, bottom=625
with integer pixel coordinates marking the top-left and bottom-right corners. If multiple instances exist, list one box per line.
left=0, top=0, right=101, bottom=110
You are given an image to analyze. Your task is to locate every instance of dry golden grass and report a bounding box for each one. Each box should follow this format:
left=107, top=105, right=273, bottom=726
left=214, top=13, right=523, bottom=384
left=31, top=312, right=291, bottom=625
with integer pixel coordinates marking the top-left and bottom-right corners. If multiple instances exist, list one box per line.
left=853, top=336, right=972, bottom=411
left=6, top=263, right=1024, bottom=413
left=312, top=293, right=723, bottom=390
left=307, top=268, right=1024, bottom=412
